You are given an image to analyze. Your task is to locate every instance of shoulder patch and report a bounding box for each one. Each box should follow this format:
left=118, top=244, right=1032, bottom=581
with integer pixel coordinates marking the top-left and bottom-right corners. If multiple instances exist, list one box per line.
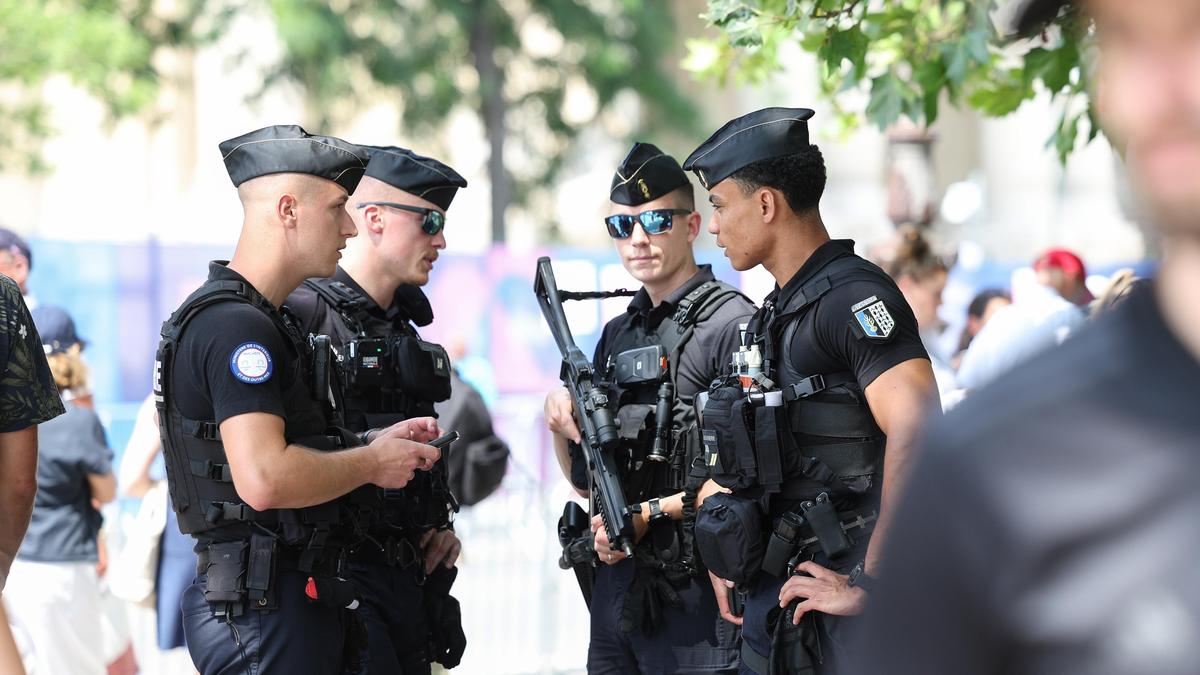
left=230, top=342, right=274, bottom=384
left=850, top=295, right=895, bottom=342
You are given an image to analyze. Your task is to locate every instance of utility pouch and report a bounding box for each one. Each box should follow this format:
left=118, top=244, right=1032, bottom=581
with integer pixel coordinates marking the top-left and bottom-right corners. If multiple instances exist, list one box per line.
left=701, top=386, right=757, bottom=490
left=246, top=532, right=277, bottom=610
left=202, top=541, right=248, bottom=604
left=309, top=334, right=333, bottom=404
left=694, top=492, right=764, bottom=585
left=802, top=493, right=851, bottom=559
left=761, top=511, right=804, bottom=578
left=393, top=337, right=452, bottom=402
left=752, top=404, right=786, bottom=496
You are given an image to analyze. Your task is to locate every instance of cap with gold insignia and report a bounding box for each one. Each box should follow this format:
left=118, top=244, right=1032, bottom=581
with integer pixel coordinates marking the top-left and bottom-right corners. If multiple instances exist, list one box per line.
left=219, top=125, right=369, bottom=194
left=609, top=142, right=690, bottom=206
left=683, top=107, right=816, bottom=190
left=361, top=146, right=468, bottom=211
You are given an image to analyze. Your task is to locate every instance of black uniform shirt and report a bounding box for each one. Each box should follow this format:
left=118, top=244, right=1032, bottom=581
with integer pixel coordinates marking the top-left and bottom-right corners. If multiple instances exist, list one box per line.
left=570, top=265, right=756, bottom=490
left=173, top=262, right=324, bottom=437
left=852, top=286, right=1200, bottom=675
left=766, top=239, right=927, bottom=388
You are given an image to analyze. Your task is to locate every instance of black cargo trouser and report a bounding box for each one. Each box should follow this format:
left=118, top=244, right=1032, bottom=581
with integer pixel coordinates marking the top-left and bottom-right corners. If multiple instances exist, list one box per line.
left=587, top=559, right=740, bottom=675
left=181, top=569, right=359, bottom=675
left=349, top=560, right=434, bottom=674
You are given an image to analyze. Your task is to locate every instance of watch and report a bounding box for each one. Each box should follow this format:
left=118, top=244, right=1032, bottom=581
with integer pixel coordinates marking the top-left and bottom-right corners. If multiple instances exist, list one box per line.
left=647, top=498, right=669, bottom=523
left=847, top=561, right=877, bottom=594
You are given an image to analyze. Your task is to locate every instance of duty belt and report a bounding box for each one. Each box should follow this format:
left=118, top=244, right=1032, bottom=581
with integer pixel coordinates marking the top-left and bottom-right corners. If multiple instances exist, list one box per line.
left=350, top=535, right=426, bottom=576
left=195, top=539, right=343, bottom=577
left=761, top=502, right=878, bottom=580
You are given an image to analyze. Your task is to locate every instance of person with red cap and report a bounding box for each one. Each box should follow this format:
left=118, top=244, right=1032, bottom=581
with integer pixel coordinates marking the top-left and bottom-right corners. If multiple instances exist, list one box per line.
left=1034, top=248, right=1094, bottom=307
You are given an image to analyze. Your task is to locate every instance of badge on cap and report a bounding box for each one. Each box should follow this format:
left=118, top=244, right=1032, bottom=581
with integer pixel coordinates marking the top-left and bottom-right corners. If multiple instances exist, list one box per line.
left=850, top=296, right=895, bottom=342
left=230, top=342, right=274, bottom=384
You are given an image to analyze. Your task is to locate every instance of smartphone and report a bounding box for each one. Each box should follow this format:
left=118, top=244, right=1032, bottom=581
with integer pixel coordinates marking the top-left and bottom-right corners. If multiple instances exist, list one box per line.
left=429, top=430, right=459, bottom=450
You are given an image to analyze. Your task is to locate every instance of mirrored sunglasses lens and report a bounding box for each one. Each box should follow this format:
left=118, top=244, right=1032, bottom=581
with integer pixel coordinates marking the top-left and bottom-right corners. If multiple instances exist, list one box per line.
left=605, top=215, right=634, bottom=238
left=423, top=211, right=445, bottom=235
left=639, top=210, right=671, bottom=234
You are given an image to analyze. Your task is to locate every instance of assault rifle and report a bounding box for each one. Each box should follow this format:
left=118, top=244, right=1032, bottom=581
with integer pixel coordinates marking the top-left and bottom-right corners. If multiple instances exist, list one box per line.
left=534, top=256, right=639, bottom=557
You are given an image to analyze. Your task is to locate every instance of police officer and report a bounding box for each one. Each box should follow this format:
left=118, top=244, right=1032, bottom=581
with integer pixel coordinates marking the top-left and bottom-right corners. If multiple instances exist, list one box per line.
left=544, top=142, right=754, bottom=674
left=156, top=125, right=443, bottom=675
left=680, top=108, right=937, bottom=674
left=854, top=1, right=1200, bottom=673
left=286, top=145, right=468, bottom=673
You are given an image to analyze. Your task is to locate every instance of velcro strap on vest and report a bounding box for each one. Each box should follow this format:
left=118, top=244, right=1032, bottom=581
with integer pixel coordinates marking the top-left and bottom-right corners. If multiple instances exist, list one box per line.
left=788, top=401, right=882, bottom=439
left=205, top=501, right=258, bottom=525
left=182, top=418, right=221, bottom=441
left=190, top=459, right=233, bottom=483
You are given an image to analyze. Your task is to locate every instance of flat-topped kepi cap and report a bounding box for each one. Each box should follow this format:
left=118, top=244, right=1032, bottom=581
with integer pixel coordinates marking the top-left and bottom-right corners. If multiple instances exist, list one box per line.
left=609, top=142, right=690, bottom=206
left=683, top=107, right=816, bottom=190
left=362, top=146, right=468, bottom=211
left=219, top=125, right=369, bottom=195
left=1011, top=0, right=1073, bottom=36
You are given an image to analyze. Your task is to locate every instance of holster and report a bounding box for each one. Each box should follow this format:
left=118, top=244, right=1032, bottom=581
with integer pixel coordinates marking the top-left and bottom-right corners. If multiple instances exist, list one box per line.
left=424, top=566, right=467, bottom=669
left=557, top=502, right=597, bottom=607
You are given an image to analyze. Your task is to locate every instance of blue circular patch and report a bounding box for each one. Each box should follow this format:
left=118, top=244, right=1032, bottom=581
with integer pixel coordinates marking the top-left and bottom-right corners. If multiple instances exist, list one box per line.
left=230, top=342, right=273, bottom=384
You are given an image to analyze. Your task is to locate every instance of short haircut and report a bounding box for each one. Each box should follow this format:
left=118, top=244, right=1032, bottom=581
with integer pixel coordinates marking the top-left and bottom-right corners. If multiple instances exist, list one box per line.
left=730, top=145, right=826, bottom=215
left=669, top=182, right=696, bottom=211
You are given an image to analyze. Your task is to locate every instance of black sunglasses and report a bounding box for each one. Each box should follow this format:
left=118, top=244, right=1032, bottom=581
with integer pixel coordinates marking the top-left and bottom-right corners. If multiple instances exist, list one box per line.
left=604, top=208, right=692, bottom=239
left=356, top=201, right=446, bottom=235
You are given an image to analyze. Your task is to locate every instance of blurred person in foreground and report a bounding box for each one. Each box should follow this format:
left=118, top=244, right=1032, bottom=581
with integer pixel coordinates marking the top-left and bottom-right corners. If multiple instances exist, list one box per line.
left=4, top=306, right=115, bottom=675
left=852, top=1, right=1200, bottom=673
left=287, top=145, right=467, bottom=673
left=683, top=108, right=938, bottom=674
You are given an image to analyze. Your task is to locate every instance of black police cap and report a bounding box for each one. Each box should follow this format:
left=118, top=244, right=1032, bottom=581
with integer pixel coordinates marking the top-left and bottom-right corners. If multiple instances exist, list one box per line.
left=362, top=146, right=468, bottom=211
left=1011, top=0, right=1072, bottom=36
left=219, top=125, right=369, bottom=194
left=609, top=142, right=690, bottom=206
left=683, top=107, right=816, bottom=190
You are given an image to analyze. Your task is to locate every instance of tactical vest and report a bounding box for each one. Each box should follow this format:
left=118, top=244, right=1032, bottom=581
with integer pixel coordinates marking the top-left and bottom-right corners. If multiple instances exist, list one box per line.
left=708, top=255, right=887, bottom=514
left=301, top=277, right=457, bottom=535
left=154, top=278, right=355, bottom=554
left=605, top=279, right=750, bottom=578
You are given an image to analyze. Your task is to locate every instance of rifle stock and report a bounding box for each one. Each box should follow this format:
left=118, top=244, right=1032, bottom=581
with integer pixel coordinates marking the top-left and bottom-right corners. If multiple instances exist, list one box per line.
left=535, top=256, right=638, bottom=557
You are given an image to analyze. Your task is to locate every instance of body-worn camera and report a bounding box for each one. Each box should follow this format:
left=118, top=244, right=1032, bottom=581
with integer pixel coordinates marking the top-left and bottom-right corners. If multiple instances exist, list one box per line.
left=614, top=345, right=667, bottom=386
left=343, top=335, right=452, bottom=410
